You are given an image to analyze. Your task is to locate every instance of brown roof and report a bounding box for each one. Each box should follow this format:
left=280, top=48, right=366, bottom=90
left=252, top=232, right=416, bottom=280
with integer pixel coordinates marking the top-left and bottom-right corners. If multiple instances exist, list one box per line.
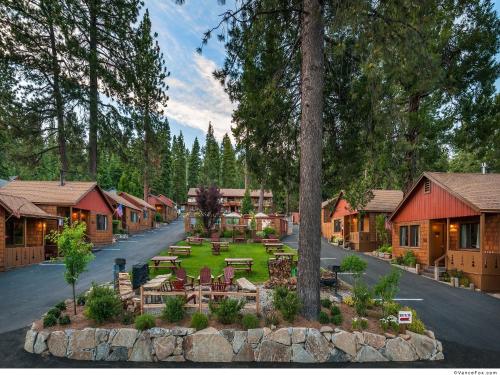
left=119, top=192, right=155, bottom=210
left=187, top=188, right=273, bottom=199
left=1, top=180, right=98, bottom=206
left=322, top=194, right=340, bottom=209
left=424, top=172, right=500, bottom=212
left=363, top=189, right=404, bottom=212
left=157, top=194, right=174, bottom=208
left=0, top=192, right=57, bottom=219
left=104, top=191, right=140, bottom=211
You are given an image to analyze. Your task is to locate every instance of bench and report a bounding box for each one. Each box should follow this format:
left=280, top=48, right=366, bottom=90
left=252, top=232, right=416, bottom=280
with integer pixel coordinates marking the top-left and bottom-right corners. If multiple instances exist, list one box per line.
left=264, top=243, right=284, bottom=253
left=150, top=256, right=182, bottom=271
left=262, top=238, right=280, bottom=244
left=168, top=245, right=191, bottom=256
left=187, top=237, right=203, bottom=245
left=225, top=258, right=253, bottom=273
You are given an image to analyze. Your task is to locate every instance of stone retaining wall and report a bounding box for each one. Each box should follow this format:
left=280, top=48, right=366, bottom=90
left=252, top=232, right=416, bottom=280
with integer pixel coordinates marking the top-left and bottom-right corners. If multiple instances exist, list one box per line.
left=24, top=325, right=443, bottom=363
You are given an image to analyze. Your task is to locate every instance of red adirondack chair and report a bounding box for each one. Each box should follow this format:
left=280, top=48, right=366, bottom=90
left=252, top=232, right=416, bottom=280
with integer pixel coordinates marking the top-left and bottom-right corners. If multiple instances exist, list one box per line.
left=175, top=268, right=195, bottom=289
left=198, top=266, right=213, bottom=287
left=168, top=279, right=197, bottom=304
left=210, top=280, right=228, bottom=301
left=217, top=266, right=235, bottom=287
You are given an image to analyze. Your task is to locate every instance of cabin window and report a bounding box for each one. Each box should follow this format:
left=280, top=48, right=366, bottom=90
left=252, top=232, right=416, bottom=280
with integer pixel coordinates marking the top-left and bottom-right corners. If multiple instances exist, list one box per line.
left=358, top=216, right=365, bottom=232
left=6, top=218, right=24, bottom=246
left=96, top=214, right=108, bottom=231
left=334, top=219, right=342, bottom=232
left=130, top=212, right=138, bottom=223
left=410, top=225, right=420, bottom=247
left=424, top=180, right=431, bottom=194
left=143, top=210, right=148, bottom=219
left=460, top=222, right=480, bottom=249
left=399, top=226, right=409, bottom=247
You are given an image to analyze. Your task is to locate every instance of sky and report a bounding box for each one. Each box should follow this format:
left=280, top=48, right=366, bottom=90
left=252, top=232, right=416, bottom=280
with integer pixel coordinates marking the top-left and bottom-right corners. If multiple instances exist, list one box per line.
left=146, top=0, right=237, bottom=149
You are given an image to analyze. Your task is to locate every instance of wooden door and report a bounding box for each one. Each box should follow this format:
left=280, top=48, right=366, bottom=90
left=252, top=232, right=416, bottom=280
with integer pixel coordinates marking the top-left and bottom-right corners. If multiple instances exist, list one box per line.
left=430, top=222, right=446, bottom=264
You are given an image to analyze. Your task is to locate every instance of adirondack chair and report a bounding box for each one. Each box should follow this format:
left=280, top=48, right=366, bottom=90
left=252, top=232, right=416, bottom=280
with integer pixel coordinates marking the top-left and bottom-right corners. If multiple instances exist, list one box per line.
left=212, top=242, right=221, bottom=255
left=198, top=266, right=213, bottom=287
left=166, top=279, right=197, bottom=304
left=210, top=281, right=228, bottom=301
left=175, top=268, right=195, bottom=289
left=217, top=266, right=235, bottom=287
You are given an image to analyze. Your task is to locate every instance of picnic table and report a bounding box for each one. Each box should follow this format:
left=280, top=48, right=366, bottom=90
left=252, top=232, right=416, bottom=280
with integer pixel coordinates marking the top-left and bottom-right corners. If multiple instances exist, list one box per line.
left=225, top=258, right=253, bottom=273
left=187, top=237, right=203, bottom=245
left=262, top=238, right=280, bottom=244
left=273, top=252, right=295, bottom=261
left=264, top=242, right=284, bottom=253
left=168, top=245, right=192, bottom=256
left=150, top=256, right=181, bottom=271
left=211, top=242, right=229, bottom=254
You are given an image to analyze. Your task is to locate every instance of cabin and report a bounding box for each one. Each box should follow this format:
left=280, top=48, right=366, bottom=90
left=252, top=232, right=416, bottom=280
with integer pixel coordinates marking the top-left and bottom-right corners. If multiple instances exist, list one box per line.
left=158, top=194, right=178, bottom=222
left=321, top=196, right=338, bottom=241
left=186, top=188, right=273, bottom=213
left=0, top=180, right=114, bottom=255
left=103, top=190, right=142, bottom=234
left=0, top=192, right=59, bottom=270
left=148, top=194, right=177, bottom=223
left=390, top=172, right=500, bottom=292
left=119, top=192, right=155, bottom=231
left=330, top=190, right=403, bottom=252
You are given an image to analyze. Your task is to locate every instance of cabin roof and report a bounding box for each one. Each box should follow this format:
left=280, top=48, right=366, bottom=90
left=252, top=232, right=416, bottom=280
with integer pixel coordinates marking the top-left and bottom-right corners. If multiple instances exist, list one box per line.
left=0, top=191, right=57, bottom=219
left=119, top=192, right=155, bottom=210
left=104, top=190, right=141, bottom=211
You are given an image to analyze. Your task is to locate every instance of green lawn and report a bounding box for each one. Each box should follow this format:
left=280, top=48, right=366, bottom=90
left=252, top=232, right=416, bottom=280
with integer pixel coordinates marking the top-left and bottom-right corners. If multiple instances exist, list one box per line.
left=149, top=241, right=296, bottom=282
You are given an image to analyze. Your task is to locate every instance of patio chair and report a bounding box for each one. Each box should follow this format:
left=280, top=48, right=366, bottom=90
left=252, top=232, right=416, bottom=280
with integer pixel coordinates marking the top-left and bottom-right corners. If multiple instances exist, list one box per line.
left=198, top=266, right=213, bottom=287
left=169, top=279, right=197, bottom=304
left=217, top=266, right=235, bottom=287
left=175, top=268, right=195, bottom=289
left=210, top=280, right=228, bottom=301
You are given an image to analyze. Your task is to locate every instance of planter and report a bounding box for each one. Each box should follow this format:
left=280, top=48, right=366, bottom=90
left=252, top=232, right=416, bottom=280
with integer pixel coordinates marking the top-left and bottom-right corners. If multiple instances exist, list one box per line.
left=383, top=253, right=391, bottom=259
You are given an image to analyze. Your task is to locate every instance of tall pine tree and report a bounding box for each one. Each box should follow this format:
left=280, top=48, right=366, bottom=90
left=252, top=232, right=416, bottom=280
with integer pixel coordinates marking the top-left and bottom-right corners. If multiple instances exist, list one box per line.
left=220, top=133, right=239, bottom=187
left=187, top=137, right=201, bottom=188
left=200, top=122, right=220, bottom=186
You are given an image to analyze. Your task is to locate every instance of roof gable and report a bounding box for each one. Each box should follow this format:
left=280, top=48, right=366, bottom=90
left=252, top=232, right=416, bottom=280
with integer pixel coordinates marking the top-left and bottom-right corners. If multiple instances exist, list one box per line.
left=0, top=192, right=56, bottom=219
left=120, top=192, right=155, bottom=210
left=104, top=190, right=140, bottom=211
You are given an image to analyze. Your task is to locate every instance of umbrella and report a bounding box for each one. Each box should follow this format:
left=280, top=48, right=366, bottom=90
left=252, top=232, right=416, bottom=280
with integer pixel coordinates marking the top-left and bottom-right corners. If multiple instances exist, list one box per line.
left=225, top=212, right=242, bottom=218
left=255, top=212, right=268, bottom=218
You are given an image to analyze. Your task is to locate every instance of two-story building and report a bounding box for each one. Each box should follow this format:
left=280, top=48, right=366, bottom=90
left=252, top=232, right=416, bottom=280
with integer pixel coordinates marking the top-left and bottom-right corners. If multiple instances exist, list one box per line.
left=186, top=188, right=273, bottom=213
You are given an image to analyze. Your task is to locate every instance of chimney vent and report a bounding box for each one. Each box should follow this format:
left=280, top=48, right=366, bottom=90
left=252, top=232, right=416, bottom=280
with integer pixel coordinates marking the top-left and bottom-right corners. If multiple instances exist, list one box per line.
left=481, top=163, right=487, bottom=174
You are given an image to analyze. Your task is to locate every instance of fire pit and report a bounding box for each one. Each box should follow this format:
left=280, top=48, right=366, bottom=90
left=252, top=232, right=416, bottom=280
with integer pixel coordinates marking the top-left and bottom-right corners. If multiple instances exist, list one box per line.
left=320, top=265, right=340, bottom=290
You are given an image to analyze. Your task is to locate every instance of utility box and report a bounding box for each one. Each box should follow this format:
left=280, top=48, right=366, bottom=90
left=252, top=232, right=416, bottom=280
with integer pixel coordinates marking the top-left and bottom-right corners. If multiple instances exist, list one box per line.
left=132, top=263, right=149, bottom=289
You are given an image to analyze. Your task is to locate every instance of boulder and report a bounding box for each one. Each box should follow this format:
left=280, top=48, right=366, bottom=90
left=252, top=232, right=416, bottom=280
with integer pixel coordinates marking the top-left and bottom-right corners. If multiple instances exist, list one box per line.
left=362, top=332, right=386, bottom=350
left=194, top=327, right=219, bottom=335
left=148, top=327, right=170, bottom=338
left=163, top=355, right=186, bottom=362
left=320, top=326, right=333, bottom=333
left=408, top=331, right=437, bottom=360
left=384, top=337, right=418, bottom=361
left=106, top=347, right=129, bottom=361
left=328, top=348, right=352, bottom=362
left=33, top=331, right=49, bottom=354
left=268, top=328, right=291, bottom=346
left=323, top=333, right=332, bottom=342
left=236, top=278, right=257, bottom=292
left=431, top=351, right=444, bottom=361
left=355, top=346, right=388, bottom=362
left=256, top=340, right=291, bottom=362
left=331, top=331, right=358, bottom=357
left=354, top=331, right=364, bottom=345
left=95, top=329, right=109, bottom=344
left=153, top=336, right=176, bottom=361
left=304, top=329, right=331, bottom=363
left=24, top=329, right=37, bottom=353
left=425, top=330, right=435, bottom=339
left=247, top=328, right=264, bottom=345
left=47, top=331, right=67, bottom=357
left=291, top=328, right=307, bottom=344
left=129, top=334, right=153, bottom=362
left=220, top=329, right=235, bottom=343
left=292, top=344, right=316, bottom=363
left=172, top=327, right=194, bottom=336
left=183, top=332, right=233, bottom=362
left=232, top=331, right=248, bottom=353
left=95, top=343, right=110, bottom=361
left=173, top=337, right=183, bottom=355
left=233, top=343, right=255, bottom=362
left=68, top=328, right=96, bottom=360
left=111, top=328, right=138, bottom=348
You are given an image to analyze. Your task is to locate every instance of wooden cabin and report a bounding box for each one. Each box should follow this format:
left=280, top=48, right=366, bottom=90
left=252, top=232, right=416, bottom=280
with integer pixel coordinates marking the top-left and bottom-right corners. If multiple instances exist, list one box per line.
left=158, top=194, right=177, bottom=222
left=186, top=188, right=274, bottom=213
left=330, top=190, right=403, bottom=252
left=390, top=172, right=500, bottom=292
left=103, top=190, right=142, bottom=234
left=119, top=192, right=155, bottom=231
left=0, top=192, right=59, bottom=270
left=321, top=196, right=338, bottom=241
left=148, top=194, right=177, bottom=223
left=0, top=180, right=114, bottom=250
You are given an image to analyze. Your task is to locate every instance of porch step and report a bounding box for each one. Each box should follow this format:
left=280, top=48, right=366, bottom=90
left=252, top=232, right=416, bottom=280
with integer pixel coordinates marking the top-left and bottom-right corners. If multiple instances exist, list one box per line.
left=421, top=266, right=446, bottom=278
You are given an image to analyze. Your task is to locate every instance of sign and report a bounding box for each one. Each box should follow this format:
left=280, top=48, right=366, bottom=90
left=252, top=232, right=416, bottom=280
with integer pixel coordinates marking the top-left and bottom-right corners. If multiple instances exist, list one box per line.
left=398, top=311, right=412, bottom=324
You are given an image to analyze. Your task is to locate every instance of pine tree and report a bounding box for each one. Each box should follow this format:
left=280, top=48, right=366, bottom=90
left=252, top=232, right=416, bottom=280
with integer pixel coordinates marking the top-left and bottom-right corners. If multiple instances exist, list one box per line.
left=171, top=132, right=187, bottom=204
left=155, top=118, right=172, bottom=196
left=241, top=188, right=253, bottom=214
left=187, top=137, right=201, bottom=188
left=220, top=133, right=239, bottom=187
left=200, top=122, right=220, bottom=186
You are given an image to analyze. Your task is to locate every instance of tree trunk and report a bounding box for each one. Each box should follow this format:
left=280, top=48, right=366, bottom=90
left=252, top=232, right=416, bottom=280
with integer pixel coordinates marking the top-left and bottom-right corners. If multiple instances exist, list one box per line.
left=297, top=0, right=324, bottom=320
left=258, top=181, right=264, bottom=212
left=244, top=155, right=249, bottom=191
left=48, top=19, right=68, bottom=174
left=88, top=0, right=99, bottom=179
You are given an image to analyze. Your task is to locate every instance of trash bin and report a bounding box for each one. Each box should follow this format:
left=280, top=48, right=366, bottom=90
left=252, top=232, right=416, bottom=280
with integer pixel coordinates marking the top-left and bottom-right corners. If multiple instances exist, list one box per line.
left=113, top=258, right=126, bottom=290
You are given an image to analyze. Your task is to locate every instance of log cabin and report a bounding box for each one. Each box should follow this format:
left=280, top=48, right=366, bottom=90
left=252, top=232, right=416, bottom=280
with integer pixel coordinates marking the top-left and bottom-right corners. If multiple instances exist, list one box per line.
left=390, top=172, right=500, bottom=291
left=119, top=192, right=155, bottom=231
left=321, top=196, right=338, bottom=241
left=103, top=190, right=142, bottom=234
left=148, top=194, right=177, bottom=223
left=158, top=194, right=178, bottom=222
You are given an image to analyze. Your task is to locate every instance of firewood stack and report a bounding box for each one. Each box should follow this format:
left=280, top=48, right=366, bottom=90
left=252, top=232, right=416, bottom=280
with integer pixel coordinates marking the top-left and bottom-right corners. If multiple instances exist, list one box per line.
left=265, top=259, right=297, bottom=289
left=118, top=272, right=140, bottom=313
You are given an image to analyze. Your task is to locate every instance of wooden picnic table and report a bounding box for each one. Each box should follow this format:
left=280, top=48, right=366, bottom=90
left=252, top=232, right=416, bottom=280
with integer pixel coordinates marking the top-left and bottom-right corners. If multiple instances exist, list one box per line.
left=168, top=245, right=192, bottom=256
left=264, top=242, right=284, bottom=253
left=274, top=252, right=295, bottom=261
left=262, top=238, right=280, bottom=244
left=225, top=258, right=253, bottom=273
left=211, top=242, right=229, bottom=250
left=150, top=256, right=181, bottom=271
left=187, top=237, right=203, bottom=245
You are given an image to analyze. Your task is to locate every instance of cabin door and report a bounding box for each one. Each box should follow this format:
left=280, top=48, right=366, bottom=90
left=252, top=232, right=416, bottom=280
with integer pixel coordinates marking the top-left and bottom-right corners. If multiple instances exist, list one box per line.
left=430, top=222, right=446, bottom=264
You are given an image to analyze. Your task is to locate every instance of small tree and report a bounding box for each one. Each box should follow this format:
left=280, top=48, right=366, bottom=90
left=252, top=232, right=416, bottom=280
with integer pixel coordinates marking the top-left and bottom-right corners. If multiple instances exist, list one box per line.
left=375, top=214, right=389, bottom=245
left=374, top=268, right=402, bottom=316
left=47, top=221, right=94, bottom=315
left=195, top=185, right=223, bottom=235
left=340, top=255, right=367, bottom=282
left=241, top=188, right=253, bottom=214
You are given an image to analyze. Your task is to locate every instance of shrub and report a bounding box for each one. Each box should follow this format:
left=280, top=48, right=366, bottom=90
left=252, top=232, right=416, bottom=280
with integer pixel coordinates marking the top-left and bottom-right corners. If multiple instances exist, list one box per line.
left=352, top=282, right=372, bottom=316
left=162, top=296, right=186, bottom=323
left=222, top=230, right=233, bottom=238
left=352, top=317, right=368, bottom=330
left=459, top=276, right=471, bottom=287
left=340, top=255, right=367, bottom=279
left=43, top=313, right=58, bottom=328
left=383, top=301, right=402, bottom=316
left=242, top=314, right=260, bottom=329
left=374, top=268, right=402, bottom=316
left=77, top=293, right=87, bottom=306
left=59, top=315, right=71, bottom=325
left=255, top=231, right=265, bottom=238
left=264, top=310, right=280, bottom=326
left=272, top=286, right=289, bottom=311
left=135, top=314, right=156, bottom=330
left=331, top=313, right=343, bottom=325
left=318, top=311, right=330, bottom=324
left=55, top=301, right=67, bottom=311
left=392, top=255, right=404, bottom=265
left=321, top=298, right=332, bottom=308
left=403, top=250, right=417, bottom=267
left=120, top=311, right=135, bottom=325
left=330, top=305, right=341, bottom=316
left=155, top=212, right=163, bottom=222
left=263, top=227, right=276, bottom=237
left=342, top=295, right=354, bottom=306
left=47, top=307, right=61, bottom=319
left=190, top=312, right=209, bottom=331
left=209, top=298, right=245, bottom=324
left=280, top=292, right=301, bottom=322
left=84, top=284, right=122, bottom=324
left=380, top=315, right=399, bottom=332
left=402, top=307, right=426, bottom=334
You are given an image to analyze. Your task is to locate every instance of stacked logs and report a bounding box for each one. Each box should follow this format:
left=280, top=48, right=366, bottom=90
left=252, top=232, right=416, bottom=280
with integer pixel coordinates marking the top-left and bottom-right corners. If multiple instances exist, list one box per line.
left=118, top=272, right=140, bottom=313
left=264, top=259, right=297, bottom=289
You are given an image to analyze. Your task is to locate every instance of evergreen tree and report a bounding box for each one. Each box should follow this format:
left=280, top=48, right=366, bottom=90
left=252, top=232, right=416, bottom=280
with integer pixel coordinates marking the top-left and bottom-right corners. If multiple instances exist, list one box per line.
left=200, top=122, right=220, bottom=186
left=171, top=132, right=187, bottom=204
left=220, top=133, right=239, bottom=187
left=241, top=188, right=253, bottom=214
left=153, top=118, right=172, bottom=196
left=187, top=137, right=201, bottom=188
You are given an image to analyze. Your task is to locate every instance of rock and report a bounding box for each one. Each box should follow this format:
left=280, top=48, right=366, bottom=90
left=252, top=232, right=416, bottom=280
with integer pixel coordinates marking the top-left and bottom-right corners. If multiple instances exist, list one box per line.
left=148, top=327, right=170, bottom=338
left=106, top=347, right=129, bottom=361
left=292, top=344, right=316, bottom=363
left=111, top=328, right=138, bottom=348
left=247, top=328, right=264, bottom=345
left=425, top=330, right=435, bottom=339
left=399, top=334, right=410, bottom=340
left=232, top=331, right=248, bottom=353
left=328, top=348, right=352, bottom=362
left=304, top=329, right=331, bottom=363
left=183, top=332, right=233, bottom=362
left=320, top=326, right=333, bottom=333
left=355, top=346, right=388, bottom=362
left=95, top=329, right=109, bottom=344
left=362, top=332, right=386, bottom=350
left=163, top=355, right=186, bottom=362
left=431, top=351, right=444, bottom=361
left=437, top=340, right=443, bottom=353
left=24, top=329, right=37, bottom=353
left=220, top=329, right=235, bottom=343
left=291, top=328, right=307, bottom=344
left=129, top=334, right=153, bottom=362
left=173, top=337, right=183, bottom=355
left=354, top=331, right=364, bottom=345
left=233, top=343, right=255, bottom=362
left=384, top=332, right=396, bottom=339
left=262, top=327, right=272, bottom=338
left=384, top=337, right=418, bottom=361
left=236, top=277, right=257, bottom=292
left=47, top=331, right=67, bottom=357
left=407, top=331, right=437, bottom=360
left=268, top=328, right=291, bottom=346
left=171, top=327, right=189, bottom=336
left=33, top=331, right=49, bottom=354
left=270, top=325, right=277, bottom=330
left=95, top=343, right=110, bottom=361
left=256, top=340, right=291, bottom=362
left=153, top=336, right=176, bottom=361
left=194, top=327, right=219, bottom=335
left=334, top=328, right=341, bottom=333
left=323, top=332, right=332, bottom=342
left=331, top=331, right=358, bottom=357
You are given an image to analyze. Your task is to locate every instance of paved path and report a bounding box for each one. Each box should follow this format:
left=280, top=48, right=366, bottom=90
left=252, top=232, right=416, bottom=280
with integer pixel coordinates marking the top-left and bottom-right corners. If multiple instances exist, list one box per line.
left=284, top=226, right=500, bottom=352
left=0, top=219, right=185, bottom=334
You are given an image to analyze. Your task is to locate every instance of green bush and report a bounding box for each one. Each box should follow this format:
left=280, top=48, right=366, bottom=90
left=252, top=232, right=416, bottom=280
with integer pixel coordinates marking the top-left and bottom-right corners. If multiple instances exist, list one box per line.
left=190, top=312, right=209, bottom=331
left=459, top=275, right=471, bottom=287
left=352, top=282, right=372, bottom=316
left=391, top=256, right=405, bottom=265
left=321, top=298, right=332, bottom=308
left=374, top=268, right=401, bottom=316
left=264, top=310, right=280, bottom=326
left=55, top=301, right=67, bottom=311
left=331, top=313, right=343, bottom=325
left=242, top=314, right=260, bottom=329
left=209, top=298, right=245, bottom=324
left=120, top=311, right=135, bottom=325
left=222, top=230, right=233, bottom=238
left=84, top=284, right=122, bottom=324
left=255, top=231, right=265, bottom=238
left=263, top=227, right=276, bottom=237
left=112, top=219, right=121, bottom=234
left=59, top=315, right=71, bottom=325
left=280, top=292, right=301, bottom=322
left=155, top=212, right=163, bottom=222
left=43, top=314, right=58, bottom=328
left=77, top=293, right=87, bottom=306
left=383, top=301, right=401, bottom=316
left=340, top=255, right=367, bottom=279
left=272, top=286, right=289, bottom=311
left=380, top=316, right=399, bottom=332
left=162, top=296, right=186, bottom=323
left=318, top=311, right=330, bottom=324
left=135, top=314, right=156, bottom=330
left=403, top=250, right=417, bottom=267
left=352, top=317, right=368, bottom=330
left=402, top=307, right=426, bottom=334
left=47, top=307, right=62, bottom=319
left=330, top=305, right=341, bottom=316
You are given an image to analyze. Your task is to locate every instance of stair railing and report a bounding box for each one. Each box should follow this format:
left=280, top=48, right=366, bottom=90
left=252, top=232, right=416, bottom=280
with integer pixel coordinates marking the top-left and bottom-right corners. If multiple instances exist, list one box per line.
left=434, top=254, right=446, bottom=280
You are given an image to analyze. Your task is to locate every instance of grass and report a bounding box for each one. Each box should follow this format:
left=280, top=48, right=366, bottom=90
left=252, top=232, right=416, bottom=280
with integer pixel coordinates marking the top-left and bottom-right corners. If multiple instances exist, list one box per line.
left=149, top=240, right=296, bottom=282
